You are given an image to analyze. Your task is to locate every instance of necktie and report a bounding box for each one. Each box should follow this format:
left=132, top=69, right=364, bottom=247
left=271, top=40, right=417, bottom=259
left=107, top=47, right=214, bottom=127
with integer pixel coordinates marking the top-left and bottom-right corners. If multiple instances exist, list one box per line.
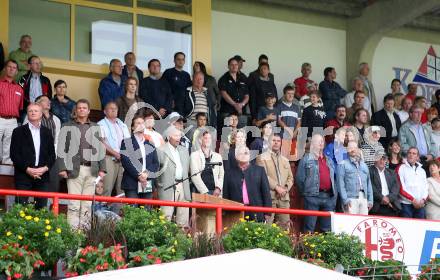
left=242, top=178, right=250, bottom=205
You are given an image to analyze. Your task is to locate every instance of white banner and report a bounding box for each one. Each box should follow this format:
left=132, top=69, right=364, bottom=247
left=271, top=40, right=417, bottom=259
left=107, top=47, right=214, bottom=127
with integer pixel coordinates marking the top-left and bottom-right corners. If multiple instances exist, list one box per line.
left=332, top=213, right=440, bottom=275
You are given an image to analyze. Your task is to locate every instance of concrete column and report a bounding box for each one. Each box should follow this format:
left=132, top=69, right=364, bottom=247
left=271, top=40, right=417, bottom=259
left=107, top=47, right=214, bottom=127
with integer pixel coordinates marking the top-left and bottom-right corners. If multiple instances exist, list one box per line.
left=346, top=0, right=440, bottom=91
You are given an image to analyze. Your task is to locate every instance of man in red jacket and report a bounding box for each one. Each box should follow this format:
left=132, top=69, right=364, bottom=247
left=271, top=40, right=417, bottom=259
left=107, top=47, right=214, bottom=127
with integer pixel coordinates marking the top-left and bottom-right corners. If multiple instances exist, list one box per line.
left=324, top=104, right=350, bottom=143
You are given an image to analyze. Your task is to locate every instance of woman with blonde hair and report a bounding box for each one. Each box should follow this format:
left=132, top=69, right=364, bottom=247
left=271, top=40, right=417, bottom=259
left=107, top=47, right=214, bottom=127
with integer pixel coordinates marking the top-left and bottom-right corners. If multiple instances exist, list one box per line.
left=426, top=160, right=440, bottom=220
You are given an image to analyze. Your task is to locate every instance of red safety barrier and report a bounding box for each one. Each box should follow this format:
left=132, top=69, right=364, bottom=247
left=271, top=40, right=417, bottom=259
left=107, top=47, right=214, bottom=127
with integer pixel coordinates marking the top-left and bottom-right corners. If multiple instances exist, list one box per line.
left=0, top=189, right=331, bottom=234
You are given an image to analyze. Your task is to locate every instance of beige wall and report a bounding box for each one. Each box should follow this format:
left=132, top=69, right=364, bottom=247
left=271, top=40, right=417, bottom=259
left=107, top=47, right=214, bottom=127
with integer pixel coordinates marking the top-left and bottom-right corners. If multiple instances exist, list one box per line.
left=45, top=73, right=101, bottom=110
left=211, top=11, right=348, bottom=97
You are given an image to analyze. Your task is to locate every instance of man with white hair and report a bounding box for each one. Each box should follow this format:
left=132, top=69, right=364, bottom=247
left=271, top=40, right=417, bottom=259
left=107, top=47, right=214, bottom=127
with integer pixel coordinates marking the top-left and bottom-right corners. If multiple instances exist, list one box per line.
left=223, top=145, right=271, bottom=222
left=10, top=103, right=55, bottom=208
left=156, top=125, right=190, bottom=227
left=341, top=77, right=371, bottom=113
left=296, top=134, right=337, bottom=232
left=337, top=140, right=373, bottom=215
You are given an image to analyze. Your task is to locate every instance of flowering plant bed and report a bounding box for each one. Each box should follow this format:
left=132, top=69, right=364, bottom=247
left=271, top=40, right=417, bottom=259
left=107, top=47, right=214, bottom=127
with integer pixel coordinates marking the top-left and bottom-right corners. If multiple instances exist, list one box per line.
left=65, top=244, right=127, bottom=277
left=222, top=217, right=293, bottom=256
left=0, top=242, right=45, bottom=280
left=0, top=205, right=83, bottom=267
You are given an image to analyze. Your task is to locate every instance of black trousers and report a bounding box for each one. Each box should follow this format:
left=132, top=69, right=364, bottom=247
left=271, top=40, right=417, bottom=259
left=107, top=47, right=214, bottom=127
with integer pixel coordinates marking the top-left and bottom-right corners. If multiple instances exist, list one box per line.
left=124, top=189, right=153, bottom=208
left=15, top=179, right=49, bottom=209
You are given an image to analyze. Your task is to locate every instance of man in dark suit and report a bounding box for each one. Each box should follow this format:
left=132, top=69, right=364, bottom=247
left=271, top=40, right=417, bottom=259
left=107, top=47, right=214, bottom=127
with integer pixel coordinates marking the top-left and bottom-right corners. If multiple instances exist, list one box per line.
left=371, top=94, right=402, bottom=150
left=120, top=114, right=159, bottom=200
left=369, top=151, right=401, bottom=216
left=223, top=145, right=272, bottom=222
left=10, top=103, right=56, bottom=209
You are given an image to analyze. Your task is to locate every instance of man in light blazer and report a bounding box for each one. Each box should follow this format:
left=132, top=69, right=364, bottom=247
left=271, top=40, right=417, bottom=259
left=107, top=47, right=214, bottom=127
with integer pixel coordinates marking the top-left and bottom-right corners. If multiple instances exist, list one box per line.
left=256, top=133, right=293, bottom=228
left=190, top=130, right=224, bottom=196
left=369, top=151, right=401, bottom=216
left=156, top=125, right=191, bottom=227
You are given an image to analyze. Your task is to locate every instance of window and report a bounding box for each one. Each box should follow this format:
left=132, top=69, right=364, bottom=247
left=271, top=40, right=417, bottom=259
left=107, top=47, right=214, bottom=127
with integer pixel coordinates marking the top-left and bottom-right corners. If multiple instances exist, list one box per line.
left=75, top=6, right=133, bottom=65
left=8, top=0, right=197, bottom=70
left=137, top=14, right=192, bottom=72
left=9, top=0, right=70, bottom=60
left=137, top=0, right=192, bottom=15
left=89, top=0, right=133, bottom=7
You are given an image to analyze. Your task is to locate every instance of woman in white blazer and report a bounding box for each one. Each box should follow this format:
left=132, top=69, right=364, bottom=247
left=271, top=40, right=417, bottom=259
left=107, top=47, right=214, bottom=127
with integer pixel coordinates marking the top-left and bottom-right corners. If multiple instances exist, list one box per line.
left=190, top=130, right=224, bottom=196
left=426, top=160, right=440, bottom=220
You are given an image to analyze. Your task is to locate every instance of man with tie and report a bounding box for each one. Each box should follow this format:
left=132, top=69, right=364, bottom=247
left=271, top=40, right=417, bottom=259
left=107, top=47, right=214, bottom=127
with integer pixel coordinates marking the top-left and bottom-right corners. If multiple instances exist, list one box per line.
left=223, top=145, right=272, bottom=222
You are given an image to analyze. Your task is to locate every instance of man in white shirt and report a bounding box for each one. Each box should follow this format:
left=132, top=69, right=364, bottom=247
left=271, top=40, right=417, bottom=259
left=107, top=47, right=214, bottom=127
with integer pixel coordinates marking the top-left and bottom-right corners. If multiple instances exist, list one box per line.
left=397, top=147, right=428, bottom=218
left=369, top=151, right=401, bottom=216
left=156, top=125, right=191, bottom=227
left=341, top=77, right=371, bottom=114
left=98, top=101, right=130, bottom=196
left=10, top=103, right=55, bottom=209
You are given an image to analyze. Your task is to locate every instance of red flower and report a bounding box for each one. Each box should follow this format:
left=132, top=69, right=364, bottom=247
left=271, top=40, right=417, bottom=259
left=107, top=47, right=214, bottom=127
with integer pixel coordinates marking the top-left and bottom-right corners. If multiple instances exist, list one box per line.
left=151, top=247, right=158, bottom=253
left=134, top=256, right=142, bottom=262
left=79, top=258, right=86, bottom=263
left=7, top=276, right=11, bottom=280
left=154, top=258, right=162, bottom=264
left=17, top=251, right=23, bottom=257
left=103, top=262, right=108, bottom=269
left=383, top=269, right=388, bottom=273
left=147, top=254, right=154, bottom=260
left=357, top=270, right=365, bottom=276
left=13, top=273, right=22, bottom=279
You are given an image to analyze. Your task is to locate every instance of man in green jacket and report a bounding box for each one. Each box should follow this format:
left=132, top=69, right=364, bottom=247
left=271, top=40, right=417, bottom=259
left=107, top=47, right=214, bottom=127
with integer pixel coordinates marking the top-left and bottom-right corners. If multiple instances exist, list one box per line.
left=399, top=105, right=437, bottom=162
left=8, top=35, right=34, bottom=82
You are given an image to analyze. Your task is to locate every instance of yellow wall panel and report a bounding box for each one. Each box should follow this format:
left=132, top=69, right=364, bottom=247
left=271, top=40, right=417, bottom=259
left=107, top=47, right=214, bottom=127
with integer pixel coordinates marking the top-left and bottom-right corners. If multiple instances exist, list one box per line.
left=45, top=73, right=101, bottom=110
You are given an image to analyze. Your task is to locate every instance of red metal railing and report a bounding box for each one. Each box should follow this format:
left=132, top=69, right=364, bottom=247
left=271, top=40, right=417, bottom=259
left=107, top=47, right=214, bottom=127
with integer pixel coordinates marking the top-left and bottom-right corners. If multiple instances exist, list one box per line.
left=0, top=189, right=331, bottom=234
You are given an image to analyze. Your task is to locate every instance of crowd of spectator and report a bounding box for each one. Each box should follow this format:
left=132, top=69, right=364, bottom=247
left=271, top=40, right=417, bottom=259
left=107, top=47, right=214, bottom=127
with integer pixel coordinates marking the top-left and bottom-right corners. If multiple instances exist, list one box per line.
left=1, top=34, right=440, bottom=232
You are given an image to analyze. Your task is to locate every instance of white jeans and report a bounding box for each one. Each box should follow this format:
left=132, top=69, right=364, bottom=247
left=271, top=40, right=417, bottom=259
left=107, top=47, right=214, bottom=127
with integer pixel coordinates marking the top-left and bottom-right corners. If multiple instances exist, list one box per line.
left=345, top=191, right=369, bottom=215
left=161, top=182, right=189, bottom=227
left=0, top=118, right=17, bottom=164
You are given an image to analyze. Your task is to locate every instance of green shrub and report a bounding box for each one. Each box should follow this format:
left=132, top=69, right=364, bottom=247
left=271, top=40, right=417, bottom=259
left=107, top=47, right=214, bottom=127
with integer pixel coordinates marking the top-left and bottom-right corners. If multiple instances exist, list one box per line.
left=222, top=218, right=293, bottom=256
left=115, top=206, right=191, bottom=258
left=295, top=232, right=365, bottom=269
left=418, top=258, right=440, bottom=280
left=0, top=205, right=83, bottom=267
left=352, top=259, right=410, bottom=279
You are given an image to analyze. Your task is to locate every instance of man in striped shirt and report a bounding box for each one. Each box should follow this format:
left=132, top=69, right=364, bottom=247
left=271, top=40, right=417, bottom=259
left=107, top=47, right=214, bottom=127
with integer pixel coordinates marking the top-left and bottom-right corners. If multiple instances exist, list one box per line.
left=0, top=60, right=24, bottom=164
left=182, top=71, right=216, bottom=128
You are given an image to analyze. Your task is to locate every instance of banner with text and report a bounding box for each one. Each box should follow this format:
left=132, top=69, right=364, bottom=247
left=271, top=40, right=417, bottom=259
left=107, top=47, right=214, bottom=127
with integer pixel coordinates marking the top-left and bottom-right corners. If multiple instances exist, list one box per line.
left=332, top=213, right=440, bottom=275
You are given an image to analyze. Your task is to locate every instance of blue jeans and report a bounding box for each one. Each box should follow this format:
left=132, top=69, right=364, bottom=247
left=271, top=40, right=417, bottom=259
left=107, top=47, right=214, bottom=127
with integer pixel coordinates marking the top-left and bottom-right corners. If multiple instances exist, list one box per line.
left=303, top=192, right=336, bottom=232
left=400, top=203, right=426, bottom=219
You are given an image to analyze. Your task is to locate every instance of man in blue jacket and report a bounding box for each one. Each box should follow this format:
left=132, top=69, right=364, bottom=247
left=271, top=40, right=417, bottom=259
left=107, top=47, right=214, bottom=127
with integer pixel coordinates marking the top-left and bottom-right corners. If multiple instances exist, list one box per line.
left=337, top=140, right=373, bottom=215
left=98, top=59, right=126, bottom=109
left=296, top=134, right=337, bottom=232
